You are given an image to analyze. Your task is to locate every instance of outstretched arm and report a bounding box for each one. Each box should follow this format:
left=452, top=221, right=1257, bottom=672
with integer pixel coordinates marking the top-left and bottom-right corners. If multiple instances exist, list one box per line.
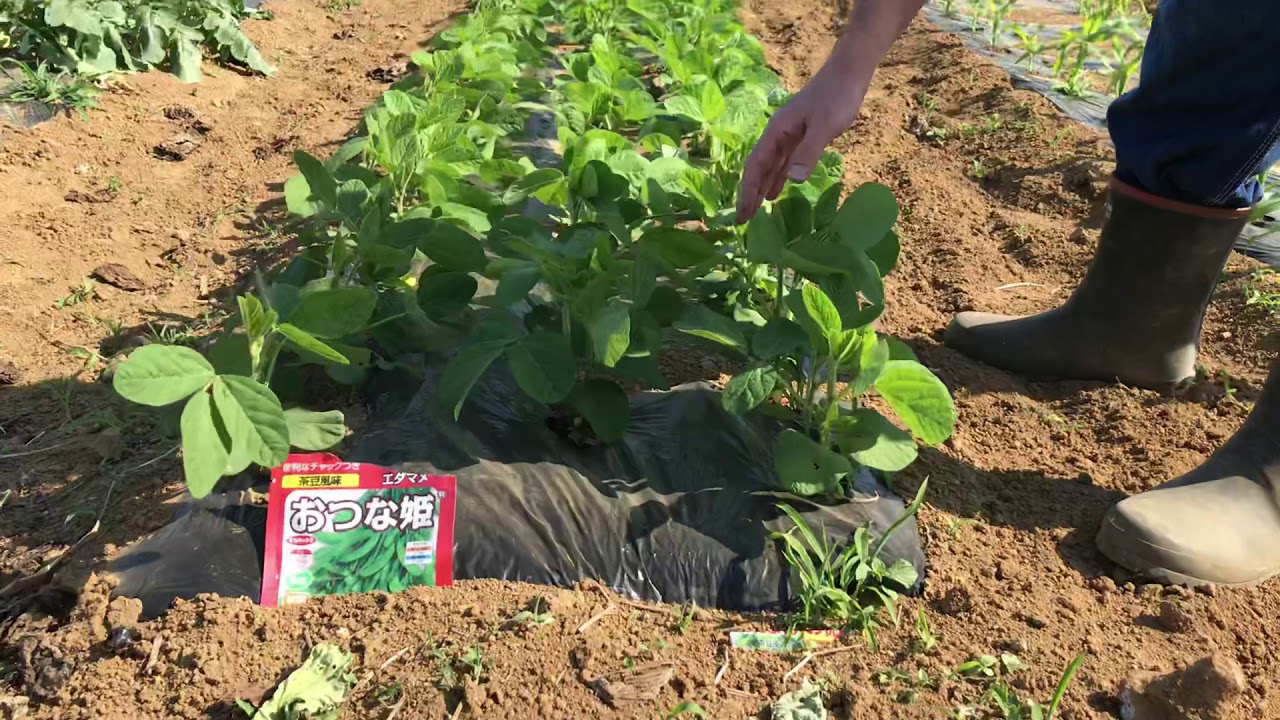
left=735, top=0, right=928, bottom=223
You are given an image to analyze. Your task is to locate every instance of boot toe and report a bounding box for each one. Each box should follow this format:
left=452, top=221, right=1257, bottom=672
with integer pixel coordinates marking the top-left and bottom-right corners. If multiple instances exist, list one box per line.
left=1096, top=479, right=1280, bottom=587
left=943, top=311, right=1016, bottom=355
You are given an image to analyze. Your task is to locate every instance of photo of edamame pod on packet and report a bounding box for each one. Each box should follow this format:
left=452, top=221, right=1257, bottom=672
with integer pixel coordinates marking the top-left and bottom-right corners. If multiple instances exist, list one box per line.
left=261, top=452, right=457, bottom=607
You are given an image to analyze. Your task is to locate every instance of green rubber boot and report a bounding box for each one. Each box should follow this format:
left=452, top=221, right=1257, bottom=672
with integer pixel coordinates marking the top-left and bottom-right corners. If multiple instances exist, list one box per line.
left=944, top=176, right=1250, bottom=391
left=1096, top=362, right=1280, bottom=587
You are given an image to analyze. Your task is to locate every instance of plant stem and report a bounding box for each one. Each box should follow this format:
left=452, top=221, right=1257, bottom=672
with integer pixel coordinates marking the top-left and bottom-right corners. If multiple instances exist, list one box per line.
left=774, top=264, right=788, bottom=319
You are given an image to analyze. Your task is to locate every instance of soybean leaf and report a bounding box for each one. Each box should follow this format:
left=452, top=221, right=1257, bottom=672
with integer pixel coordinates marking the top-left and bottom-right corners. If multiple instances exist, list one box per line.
left=832, top=409, right=917, bottom=472
left=180, top=390, right=229, bottom=499
left=631, top=256, right=659, bottom=307
left=212, top=375, right=290, bottom=469
left=171, top=34, right=203, bottom=83
left=503, top=168, right=568, bottom=206
left=773, top=428, right=851, bottom=497
left=867, top=230, right=901, bottom=277
left=294, top=150, right=337, bottom=209
left=722, top=366, right=779, bottom=415
left=277, top=323, right=350, bottom=365
left=874, top=360, right=956, bottom=444
left=284, top=408, right=347, bottom=451
left=753, top=317, right=809, bottom=359
left=885, top=336, right=918, bottom=362
left=494, top=266, right=541, bottom=307
left=639, top=229, right=717, bottom=268
left=833, top=182, right=899, bottom=251
left=589, top=299, right=632, bottom=367
left=746, top=210, right=786, bottom=263
left=417, top=272, right=478, bottom=320
left=440, top=340, right=513, bottom=418
left=114, top=345, right=215, bottom=406
left=506, top=332, right=576, bottom=404
left=777, top=195, right=813, bottom=240
left=849, top=248, right=886, bottom=305
left=801, top=283, right=843, bottom=348
left=674, top=304, right=746, bottom=351
left=569, top=378, right=630, bottom=443
left=814, top=183, right=842, bottom=228
left=418, top=224, right=487, bottom=273
left=645, top=286, right=685, bottom=326
left=845, top=330, right=889, bottom=398
left=287, top=287, right=377, bottom=339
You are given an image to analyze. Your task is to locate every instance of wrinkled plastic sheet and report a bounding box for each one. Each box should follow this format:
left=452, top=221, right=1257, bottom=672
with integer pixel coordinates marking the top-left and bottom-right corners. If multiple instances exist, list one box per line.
left=921, top=0, right=1280, bottom=265
left=111, top=361, right=926, bottom=618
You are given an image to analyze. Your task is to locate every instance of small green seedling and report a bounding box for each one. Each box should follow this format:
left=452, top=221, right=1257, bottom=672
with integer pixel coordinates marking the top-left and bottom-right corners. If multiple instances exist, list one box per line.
left=460, top=645, right=488, bottom=681
left=954, top=655, right=998, bottom=682
left=511, top=597, right=556, bottom=630
left=675, top=604, right=696, bottom=634
left=912, top=608, right=938, bottom=653
left=771, top=481, right=928, bottom=649
left=663, top=700, right=706, bottom=719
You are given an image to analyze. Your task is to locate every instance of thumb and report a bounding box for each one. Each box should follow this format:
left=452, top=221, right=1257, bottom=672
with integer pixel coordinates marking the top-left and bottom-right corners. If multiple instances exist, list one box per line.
left=785, top=123, right=833, bottom=184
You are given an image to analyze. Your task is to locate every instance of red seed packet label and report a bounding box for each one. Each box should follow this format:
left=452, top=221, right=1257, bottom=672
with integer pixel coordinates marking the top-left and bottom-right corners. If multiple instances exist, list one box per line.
left=261, top=453, right=457, bottom=607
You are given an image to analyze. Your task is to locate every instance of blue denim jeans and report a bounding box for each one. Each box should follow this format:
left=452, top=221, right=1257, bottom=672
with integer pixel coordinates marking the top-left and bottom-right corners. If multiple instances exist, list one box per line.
left=1107, top=0, right=1280, bottom=209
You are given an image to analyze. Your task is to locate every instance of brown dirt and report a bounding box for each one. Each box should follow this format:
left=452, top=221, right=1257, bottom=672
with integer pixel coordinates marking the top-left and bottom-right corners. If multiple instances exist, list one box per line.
left=3, top=0, right=1280, bottom=717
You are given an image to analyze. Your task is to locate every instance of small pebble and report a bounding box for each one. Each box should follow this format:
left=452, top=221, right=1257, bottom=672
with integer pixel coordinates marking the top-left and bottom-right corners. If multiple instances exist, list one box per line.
left=1157, top=600, right=1195, bottom=633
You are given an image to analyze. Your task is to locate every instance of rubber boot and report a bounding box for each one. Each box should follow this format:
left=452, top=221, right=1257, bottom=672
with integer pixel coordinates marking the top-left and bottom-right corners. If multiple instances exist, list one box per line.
left=1096, top=361, right=1280, bottom=587
left=944, top=176, right=1250, bottom=390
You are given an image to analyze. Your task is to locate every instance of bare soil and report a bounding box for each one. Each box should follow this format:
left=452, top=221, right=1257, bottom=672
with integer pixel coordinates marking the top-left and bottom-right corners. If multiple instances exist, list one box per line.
left=3, top=0, right=1279, bottom=717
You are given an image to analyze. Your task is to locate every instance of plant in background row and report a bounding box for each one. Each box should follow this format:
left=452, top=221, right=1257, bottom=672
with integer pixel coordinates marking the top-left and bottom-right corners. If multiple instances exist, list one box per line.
left=0, top=0, right=274, bottom=83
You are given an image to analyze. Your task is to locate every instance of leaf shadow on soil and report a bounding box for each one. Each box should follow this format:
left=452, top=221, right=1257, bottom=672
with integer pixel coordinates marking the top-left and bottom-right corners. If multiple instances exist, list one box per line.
left=0, top=377, right=185, bottom=621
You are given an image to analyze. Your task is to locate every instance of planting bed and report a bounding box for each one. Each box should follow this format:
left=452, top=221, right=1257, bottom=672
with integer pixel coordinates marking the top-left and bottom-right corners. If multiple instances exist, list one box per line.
left=2, top=0, right=1280, bottom=717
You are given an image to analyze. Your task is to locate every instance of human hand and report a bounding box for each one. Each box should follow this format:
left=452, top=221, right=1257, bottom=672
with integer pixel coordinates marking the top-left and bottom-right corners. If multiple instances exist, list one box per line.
left=735, top=67, right=869, bottom=223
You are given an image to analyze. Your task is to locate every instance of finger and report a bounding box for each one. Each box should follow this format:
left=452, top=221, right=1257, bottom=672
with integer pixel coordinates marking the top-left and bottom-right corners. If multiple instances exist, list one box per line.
left=782, top=120, right=834, bottom=184
left=737, top=115, right=801, bottom=222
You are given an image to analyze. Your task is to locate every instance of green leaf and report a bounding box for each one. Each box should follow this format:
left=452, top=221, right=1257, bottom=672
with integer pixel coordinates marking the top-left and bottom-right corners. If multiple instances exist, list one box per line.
left=874, top=360, right=956, bottom=444
left=277, top=323, right=350, bottom=365
left=417, top=272, right=478, bottom=320
left=814, top=183, right=842, bottom=228
left=884, top=336, right=918, bottom=362
left=746, top=210, right=786, bottom=263
left=180, top=390, right=229, bottom=499
left=171, top=35, right=203, bottom=83
left=752, top=318, right=809, bottom=359
left=663, top=94, right=703, bottom=122
left=589, top=299, right=632, bottom=368
left=773, top=429, right=851, bottom=496
left=700, top=81, right=726, bottom=122
left=631, top=256, right=658, bottom=307
left=440, top=340, right=512, bottom=419
left=832, top=409, right=918, bottom=472
left=212, top=375, right=290, bottom=469
left=287, top=287, right=376, bottom=339
left=645, top=286, right=685, bottom=326
left=294, top=150, right=337, bottom=209
left=568, top=379, right=630, bottom=443
left=801, top=283, right=843, bottom=349
left=849, top=248, right=886, bottom=305
left=846, top=330, right=888, bottom=398
left=833, top=182, right=899, bottom=251
left=284, top=175, right=321, bottom=217
left=503, top=168, right=568, bottom=206
left=284, top=408, right=347, bottom=451
left=674, top=305, right=746, bottom=351
left=494, top=266, right=541, bottom=307
left=638, top=229, right=717, bottom=268
left=114, top=345, right=215, bottom=406
left=777, top=195, right=813, bottom=240
left=722, top=366, right=779, bottom=415
left=418, top=224, right=487, bottom=273
left=867, top=230, right=901, bottom=277
left=506, top=332, right=576, bottom=404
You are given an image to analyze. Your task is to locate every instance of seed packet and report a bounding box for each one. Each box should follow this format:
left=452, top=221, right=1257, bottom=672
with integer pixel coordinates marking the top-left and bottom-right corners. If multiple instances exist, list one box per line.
left=729, top=630, right=843, bottom=652
left=261, top=453, right=457, bottom=607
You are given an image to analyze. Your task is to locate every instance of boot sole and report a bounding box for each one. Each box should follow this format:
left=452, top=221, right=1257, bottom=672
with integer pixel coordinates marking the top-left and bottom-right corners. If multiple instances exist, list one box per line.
left=1096, top=513, right=1276, bottom=589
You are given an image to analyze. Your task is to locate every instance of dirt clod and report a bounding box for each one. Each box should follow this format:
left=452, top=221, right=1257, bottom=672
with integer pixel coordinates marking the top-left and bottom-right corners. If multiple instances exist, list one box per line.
left=154, top=135, right=202, bottom=161
left=1156, top=600, right=1195, bottom=634
left=1120, top=654, right=1247, bottom=720
left=0, top=360, right=20, bottom=385
left=90, top=263, right=145, bottom=291
left=17, top=638, right=74, bottom=703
